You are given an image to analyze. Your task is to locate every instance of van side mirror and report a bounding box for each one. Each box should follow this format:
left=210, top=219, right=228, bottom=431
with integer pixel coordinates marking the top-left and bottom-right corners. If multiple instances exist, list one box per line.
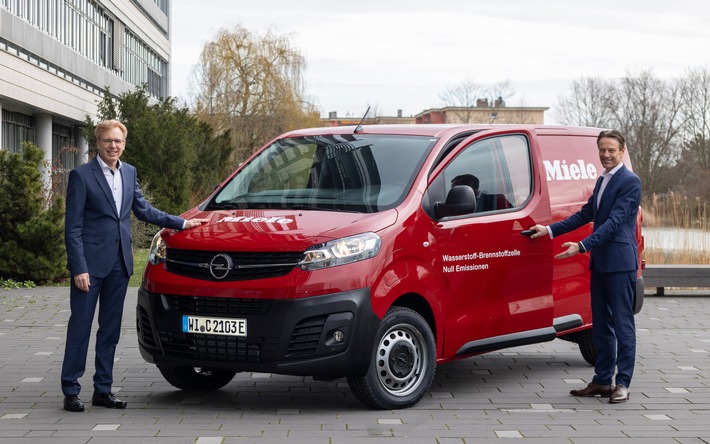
left=434, top=185, right=476, bottom=218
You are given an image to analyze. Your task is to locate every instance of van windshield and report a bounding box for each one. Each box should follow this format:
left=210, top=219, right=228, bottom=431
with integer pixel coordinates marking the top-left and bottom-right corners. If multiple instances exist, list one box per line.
left=206, top=134, right=436, bottom=213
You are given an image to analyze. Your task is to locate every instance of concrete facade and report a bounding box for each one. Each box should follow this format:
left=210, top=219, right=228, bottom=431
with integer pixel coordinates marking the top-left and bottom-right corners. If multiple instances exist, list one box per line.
left=0, top=0, right=171, bottom=187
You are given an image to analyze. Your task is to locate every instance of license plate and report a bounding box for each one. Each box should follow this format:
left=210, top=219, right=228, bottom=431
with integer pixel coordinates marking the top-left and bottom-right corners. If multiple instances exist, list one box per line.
left=182, top=315, right=247, bottom=336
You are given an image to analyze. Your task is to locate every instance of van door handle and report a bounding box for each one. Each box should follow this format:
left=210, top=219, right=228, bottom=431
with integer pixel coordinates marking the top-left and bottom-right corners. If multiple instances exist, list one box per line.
left=520, top=230, right=535, bottom=237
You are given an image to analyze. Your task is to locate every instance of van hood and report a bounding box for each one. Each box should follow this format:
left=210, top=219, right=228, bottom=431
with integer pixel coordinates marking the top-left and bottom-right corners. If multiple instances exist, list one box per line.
left=164, top=209, right=398, bottom=252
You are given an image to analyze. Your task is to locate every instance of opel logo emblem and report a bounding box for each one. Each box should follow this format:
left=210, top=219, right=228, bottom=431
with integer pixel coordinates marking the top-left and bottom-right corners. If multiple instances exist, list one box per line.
left=209, top=254, right=233, bottom=280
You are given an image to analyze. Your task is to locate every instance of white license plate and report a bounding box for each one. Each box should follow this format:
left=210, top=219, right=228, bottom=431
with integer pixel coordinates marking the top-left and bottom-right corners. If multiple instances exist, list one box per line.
left=182, top=315, right=247, bottom=336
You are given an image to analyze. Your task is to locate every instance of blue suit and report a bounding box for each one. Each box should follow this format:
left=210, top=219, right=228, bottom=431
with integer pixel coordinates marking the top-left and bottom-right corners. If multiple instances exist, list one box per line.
left=61, top=156, right=184, bottom=396
left=550, top=164, right=641, bottom=387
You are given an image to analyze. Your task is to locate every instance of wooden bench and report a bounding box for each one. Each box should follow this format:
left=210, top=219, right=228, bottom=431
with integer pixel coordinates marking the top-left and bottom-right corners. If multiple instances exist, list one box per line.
left=643, top=265, right=710, bottom=296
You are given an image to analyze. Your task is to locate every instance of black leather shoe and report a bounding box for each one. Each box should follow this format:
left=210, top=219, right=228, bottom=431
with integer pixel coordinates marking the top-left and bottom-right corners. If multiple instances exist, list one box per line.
left=63, top=395, right=85, bottom=412
left=91, top=391, right=127, bottom=409
left=609, top=384, right=630, bottom=403
left=570, top=382, right=613, bottom=397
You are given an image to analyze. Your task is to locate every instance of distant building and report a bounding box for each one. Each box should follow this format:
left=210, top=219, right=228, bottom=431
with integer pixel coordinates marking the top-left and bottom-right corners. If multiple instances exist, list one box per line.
left=321, top=109, right=416, bottom=127
left=0, top=0, right=170, bottom=187
left=415, top=100, right=548, bottom=125
left=322, top=101, right=549, bottom=127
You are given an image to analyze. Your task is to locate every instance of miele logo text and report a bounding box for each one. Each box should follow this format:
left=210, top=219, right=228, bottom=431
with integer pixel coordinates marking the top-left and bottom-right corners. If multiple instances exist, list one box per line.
left=543, top=160, right=598, bottom=181
left=218, top=216, right=294, bottom=224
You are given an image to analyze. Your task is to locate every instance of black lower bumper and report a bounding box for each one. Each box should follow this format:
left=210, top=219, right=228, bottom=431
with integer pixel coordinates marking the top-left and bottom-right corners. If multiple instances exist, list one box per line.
left=136, top=287, right=380, bottom=378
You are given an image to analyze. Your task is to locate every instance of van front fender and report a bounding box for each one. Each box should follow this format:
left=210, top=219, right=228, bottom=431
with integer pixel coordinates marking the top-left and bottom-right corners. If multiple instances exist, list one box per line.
left=371, top=255, right=446, bottom=359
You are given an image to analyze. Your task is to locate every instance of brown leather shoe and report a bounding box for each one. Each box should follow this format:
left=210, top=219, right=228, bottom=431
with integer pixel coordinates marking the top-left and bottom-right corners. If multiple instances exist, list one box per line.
left=609, top=384, right=630, bottom=403
left=570, top=382, right=613, bottom=397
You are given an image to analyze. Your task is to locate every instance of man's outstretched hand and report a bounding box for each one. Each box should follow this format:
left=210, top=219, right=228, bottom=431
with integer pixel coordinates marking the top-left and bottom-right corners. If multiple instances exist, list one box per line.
left=555, top=242, right=581, bottom=259
left=184, top=218, right=209, bottom=229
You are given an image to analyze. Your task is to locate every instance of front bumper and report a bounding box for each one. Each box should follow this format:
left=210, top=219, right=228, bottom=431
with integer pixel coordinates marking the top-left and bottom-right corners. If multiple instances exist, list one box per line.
left=136, top=287, right=380, bottom=378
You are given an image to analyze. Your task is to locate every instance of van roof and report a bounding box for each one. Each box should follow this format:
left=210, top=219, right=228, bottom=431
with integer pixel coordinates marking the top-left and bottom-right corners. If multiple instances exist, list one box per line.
left=280, top=124, right=606, bottom=139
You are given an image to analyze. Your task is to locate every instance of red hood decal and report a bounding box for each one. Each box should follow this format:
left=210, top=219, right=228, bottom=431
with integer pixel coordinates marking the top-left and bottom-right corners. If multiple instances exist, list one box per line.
left=166, top=209, right=397, bottom=252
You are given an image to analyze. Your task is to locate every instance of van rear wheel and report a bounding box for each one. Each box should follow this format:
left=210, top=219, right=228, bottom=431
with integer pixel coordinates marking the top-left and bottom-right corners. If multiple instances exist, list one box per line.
left=577, top=329, right=597, bottom=366
left=347, top=307, right=436, bottom=409
left=157, top=366, right=236, bottom=391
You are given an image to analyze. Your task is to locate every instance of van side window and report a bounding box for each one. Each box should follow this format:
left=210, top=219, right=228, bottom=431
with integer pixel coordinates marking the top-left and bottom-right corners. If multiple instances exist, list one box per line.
left=439, top=135, right=532, bottom=215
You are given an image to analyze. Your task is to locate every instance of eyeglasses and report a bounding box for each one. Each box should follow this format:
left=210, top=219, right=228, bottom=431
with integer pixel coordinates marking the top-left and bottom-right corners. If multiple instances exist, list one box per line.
left=99, top=138, right=125, bottom=145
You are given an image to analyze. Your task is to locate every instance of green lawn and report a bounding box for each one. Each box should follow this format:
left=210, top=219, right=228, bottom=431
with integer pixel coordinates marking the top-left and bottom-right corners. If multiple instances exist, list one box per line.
left=131, top=248, right=150, bottom=287
left=55, top=248, right=149, bottom=288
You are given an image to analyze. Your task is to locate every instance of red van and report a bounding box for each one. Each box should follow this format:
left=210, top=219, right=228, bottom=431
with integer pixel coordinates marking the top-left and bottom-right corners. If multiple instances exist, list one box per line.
left=137, top=124, right=644, bottom=409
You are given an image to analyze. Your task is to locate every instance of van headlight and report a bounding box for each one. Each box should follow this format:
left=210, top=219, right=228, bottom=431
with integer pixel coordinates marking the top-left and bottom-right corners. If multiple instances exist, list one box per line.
left=298, top=232, right=381, bottom=271
left=148, top=231, right=166, bottom=265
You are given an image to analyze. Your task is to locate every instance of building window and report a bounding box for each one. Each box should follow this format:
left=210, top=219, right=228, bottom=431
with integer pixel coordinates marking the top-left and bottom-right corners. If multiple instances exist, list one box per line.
left=125, top=30, right=168, bottom=97
left=1, top=110, right=36, bottom=153
left=51, top=123, right=76, bottom=194
left=52, top=123, right=76, bottom=171
left=1, top=0, right=168, bottom=98
left=149, top=0, right=168, bottom=15
left=2, top=0, right=114, bottom=69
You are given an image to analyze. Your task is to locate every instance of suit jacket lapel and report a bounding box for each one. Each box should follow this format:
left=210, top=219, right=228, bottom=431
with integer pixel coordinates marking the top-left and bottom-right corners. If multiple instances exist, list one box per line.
left=592, top=175, right=604, bottom=213
left=596, top=165, right=627, bottom=215
left=120, top=166, right=132, bottom=217
left=90, top=157, right=119, bottom=218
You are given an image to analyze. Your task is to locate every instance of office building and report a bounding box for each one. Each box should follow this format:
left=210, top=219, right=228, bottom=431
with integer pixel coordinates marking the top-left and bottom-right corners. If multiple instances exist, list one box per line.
left=0, top=0, right=170, bottom=187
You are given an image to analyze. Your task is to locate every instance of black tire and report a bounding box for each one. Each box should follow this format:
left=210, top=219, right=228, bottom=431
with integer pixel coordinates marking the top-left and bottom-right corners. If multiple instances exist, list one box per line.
left=347, top=306, right=436, bottom=409
left=634, top=277, right=644, bottom=314
left=577, top=329, right=597, bottom=366
left=157, top=366, right=237, bottom=391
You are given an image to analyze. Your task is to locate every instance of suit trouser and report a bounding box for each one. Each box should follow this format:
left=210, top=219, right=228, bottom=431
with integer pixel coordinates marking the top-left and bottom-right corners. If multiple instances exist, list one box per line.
left=61, top=255, right=129, bottom=395
left=589, top=270, right=637, bottom=388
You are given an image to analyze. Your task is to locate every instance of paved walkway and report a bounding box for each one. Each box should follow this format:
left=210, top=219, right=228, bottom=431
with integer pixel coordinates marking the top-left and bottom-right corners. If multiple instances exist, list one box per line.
left=0, top=287, right=709, bottom=443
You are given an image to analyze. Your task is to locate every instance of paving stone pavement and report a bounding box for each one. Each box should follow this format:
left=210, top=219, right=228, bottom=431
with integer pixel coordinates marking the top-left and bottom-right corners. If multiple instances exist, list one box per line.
left=0, top=287, right=709, bottom=444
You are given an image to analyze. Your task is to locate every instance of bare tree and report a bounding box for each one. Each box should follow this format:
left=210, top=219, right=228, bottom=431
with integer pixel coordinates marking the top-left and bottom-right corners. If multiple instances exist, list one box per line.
left=439, top=78, right=484, bottom=123
left=678, top=68, right=710, bottom=174
left=507, top=96, right=536, bottom=124
left=488, top=79, right=515, bottom=106
left=554, top=72, right=685, bottom=196
left=439, top=78, right=516, bottom=123
left=189, top=25, right=321, bottom=163
left=613, top=70, right=685, bottom=197
left=552, top=77, right=616, bottom=127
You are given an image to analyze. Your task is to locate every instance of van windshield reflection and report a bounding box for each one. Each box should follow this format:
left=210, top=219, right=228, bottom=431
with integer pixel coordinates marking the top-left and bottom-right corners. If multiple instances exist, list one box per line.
left=206, top=134, right=435, bottom=213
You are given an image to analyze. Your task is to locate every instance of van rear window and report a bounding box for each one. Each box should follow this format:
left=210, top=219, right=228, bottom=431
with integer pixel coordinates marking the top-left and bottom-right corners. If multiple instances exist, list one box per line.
left=206, top=134, right=436, bottom=213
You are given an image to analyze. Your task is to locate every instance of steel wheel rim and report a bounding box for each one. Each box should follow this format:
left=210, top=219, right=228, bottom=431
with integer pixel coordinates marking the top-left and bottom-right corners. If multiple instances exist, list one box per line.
left=375, top=323, right=428, bottom=397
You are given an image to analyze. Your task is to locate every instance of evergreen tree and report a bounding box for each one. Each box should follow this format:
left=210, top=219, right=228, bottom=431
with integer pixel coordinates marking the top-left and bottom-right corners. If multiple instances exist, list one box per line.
left=190, top=122, right=233, bottom=200
left=85, top=87, right=233, bottom=214
left=0, top=143, right=66, bottom=282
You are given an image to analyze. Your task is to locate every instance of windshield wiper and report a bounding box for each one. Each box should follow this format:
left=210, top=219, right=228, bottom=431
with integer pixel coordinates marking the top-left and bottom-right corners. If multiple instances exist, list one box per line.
left=205, top=201, right=247, bottom=210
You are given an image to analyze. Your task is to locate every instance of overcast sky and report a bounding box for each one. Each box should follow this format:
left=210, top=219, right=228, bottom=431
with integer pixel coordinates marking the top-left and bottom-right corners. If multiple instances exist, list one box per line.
left=170, top=0, right=710, bottom=122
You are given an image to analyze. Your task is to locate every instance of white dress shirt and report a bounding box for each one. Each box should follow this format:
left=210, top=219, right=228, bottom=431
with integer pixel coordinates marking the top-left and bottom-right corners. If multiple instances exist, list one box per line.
left=96, top=155, right=123, bottom=217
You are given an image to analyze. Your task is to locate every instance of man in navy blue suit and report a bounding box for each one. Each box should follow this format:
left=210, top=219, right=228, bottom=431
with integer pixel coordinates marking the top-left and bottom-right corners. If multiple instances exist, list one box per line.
left=529, top=130, right=641, bottom=404
left=62, top=120, right=208, bottom=412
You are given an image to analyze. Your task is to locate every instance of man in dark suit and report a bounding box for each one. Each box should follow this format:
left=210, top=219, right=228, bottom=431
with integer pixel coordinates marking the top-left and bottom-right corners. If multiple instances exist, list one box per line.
left=62, top=119, right=208, bottom=412
left=529, top=130, right=641, bottom=404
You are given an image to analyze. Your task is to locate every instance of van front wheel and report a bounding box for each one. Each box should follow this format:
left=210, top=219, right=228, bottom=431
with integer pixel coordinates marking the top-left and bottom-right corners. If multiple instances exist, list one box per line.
left=347, top=307, right=436, bottom=409
left=157, top=366, right=237, bottom=391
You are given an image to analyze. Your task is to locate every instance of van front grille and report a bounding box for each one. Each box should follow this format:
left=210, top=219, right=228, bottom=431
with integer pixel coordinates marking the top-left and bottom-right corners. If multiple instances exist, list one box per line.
left=165, top=249, right=303, bottom=281
left=163, top=294, right=271, bottom=316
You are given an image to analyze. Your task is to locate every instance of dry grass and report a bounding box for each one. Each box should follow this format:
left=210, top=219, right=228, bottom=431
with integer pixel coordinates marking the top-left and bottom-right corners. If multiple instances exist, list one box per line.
left=642, top=192, right=710, bottom=264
